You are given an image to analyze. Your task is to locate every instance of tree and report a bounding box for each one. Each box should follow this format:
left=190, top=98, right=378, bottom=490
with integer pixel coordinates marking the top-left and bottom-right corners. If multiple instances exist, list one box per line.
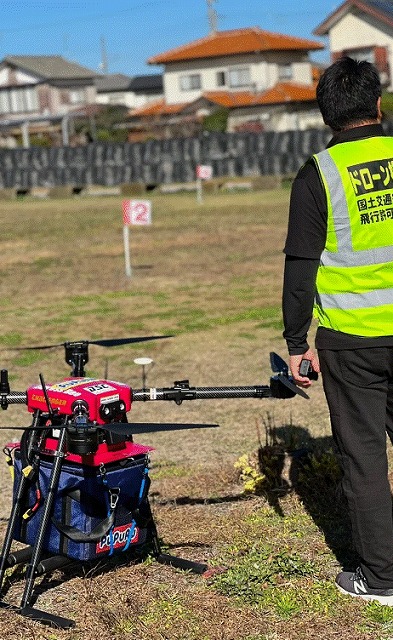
left=202, top=107, right=229, bottom=133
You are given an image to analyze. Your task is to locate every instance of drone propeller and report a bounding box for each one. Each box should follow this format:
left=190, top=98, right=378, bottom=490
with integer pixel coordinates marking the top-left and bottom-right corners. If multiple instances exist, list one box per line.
left=8, top=336, right=173, bottom=351
left=0, top=422, right=218, bottom=434
left=270, top=352, right=289, bottom=375
left=99, top=422, right=219, bottom=436
left=269, top=352, right=309, bottom=400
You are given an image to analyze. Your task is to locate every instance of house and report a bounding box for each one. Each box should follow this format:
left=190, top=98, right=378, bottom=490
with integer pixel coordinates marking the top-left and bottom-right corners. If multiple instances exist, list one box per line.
left=314, top=0, right=393, bottom=89
left=125, top=27, right=325, bottom=139
left=95, top=73, right=163, bottom=109
left=0, top=55, right=98, bottom=145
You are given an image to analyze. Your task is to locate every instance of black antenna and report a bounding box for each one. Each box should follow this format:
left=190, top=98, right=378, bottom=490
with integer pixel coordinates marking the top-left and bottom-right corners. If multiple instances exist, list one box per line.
left=39, top=373, right=56, bottom=420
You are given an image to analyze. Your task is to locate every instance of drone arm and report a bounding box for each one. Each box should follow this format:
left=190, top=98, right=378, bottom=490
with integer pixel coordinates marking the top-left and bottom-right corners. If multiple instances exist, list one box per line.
left=132, top=382, right=273, bottom=405
left=0, top=391, right=27, bottom=409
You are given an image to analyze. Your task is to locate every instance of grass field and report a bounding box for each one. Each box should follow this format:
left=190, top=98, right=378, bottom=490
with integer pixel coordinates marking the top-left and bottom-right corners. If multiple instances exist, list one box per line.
left=0, top=189, right=391, bottom=640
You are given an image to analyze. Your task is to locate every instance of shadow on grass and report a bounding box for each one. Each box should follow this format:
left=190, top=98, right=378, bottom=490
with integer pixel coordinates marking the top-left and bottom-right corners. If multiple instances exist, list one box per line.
left=257, top=423, right=357, bottom=572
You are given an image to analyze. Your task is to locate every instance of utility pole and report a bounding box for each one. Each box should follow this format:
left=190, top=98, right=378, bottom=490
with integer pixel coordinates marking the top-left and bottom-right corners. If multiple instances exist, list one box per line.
left=207, top=0, right=218, bottom=34
left=100, top=35, right=108, bottom=74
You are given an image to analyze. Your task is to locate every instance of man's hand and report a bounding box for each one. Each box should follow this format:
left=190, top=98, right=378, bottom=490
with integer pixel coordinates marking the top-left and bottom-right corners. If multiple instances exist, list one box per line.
left=289, top=349, right=320, bottom=388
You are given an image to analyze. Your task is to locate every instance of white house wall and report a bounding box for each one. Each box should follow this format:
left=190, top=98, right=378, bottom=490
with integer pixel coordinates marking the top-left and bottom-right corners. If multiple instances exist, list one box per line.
left=15, top=69, right=38, bottom=84
left=228, top=106, right=324, bottom=133
left=0, top=67, right=38, bottom=87
left=96, top=91, right=163, bottom=109
left=163, top=52, right=314, bottom=105
left=329, top=12, right=393, bottom=91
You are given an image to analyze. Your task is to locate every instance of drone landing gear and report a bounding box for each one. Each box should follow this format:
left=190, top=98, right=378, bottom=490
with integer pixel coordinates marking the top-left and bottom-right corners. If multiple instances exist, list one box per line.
left=0, top=545, right=75, bottom=628
left=150, top=526, right=208, bottom=574
left=0, top=538, right=207, bottom=629
left=156, top=553, right=208, bottom=574
left=0, top=431, right=210, bottom=629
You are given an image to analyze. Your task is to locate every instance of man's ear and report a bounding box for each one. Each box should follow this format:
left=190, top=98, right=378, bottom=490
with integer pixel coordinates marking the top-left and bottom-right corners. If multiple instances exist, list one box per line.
left=377, top=96, right=382, bottom=121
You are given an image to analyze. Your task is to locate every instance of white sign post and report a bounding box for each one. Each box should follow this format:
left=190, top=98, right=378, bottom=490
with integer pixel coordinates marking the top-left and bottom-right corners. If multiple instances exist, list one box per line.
left=122, top=199, right=152, bottom=277
left=196, top=164, right=213, bottom=203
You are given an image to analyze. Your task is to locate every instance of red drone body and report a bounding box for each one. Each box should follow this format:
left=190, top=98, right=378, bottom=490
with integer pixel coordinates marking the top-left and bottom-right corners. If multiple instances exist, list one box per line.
left=26, top=377, right=132, bottom=424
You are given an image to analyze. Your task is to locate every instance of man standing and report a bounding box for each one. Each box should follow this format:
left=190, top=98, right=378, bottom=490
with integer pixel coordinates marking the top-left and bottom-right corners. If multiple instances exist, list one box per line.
left=282, top=56, right=393, bottom=604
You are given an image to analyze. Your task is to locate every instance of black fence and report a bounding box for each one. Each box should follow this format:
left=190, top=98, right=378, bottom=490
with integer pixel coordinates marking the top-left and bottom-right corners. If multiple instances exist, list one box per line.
left=0, top=125, right=392, bottom=190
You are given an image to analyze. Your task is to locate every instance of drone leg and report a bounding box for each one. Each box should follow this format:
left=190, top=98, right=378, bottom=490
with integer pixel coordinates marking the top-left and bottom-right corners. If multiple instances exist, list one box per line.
left=0, top=471, right=32, bottom=593
left=20, top=427, right=67, bottom=610
left=147, top=505, right=209, bottom=575
left=0, top=419, right=41, bottom=594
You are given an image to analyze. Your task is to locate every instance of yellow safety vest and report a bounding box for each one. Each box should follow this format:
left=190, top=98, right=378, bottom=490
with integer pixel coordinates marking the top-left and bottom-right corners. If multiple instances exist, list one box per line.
left=313, top=136, right=393, bottom=336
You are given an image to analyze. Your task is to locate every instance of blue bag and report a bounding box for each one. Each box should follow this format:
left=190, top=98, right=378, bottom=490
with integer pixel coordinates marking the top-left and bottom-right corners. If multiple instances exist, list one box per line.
left=12, top=447, right=151, bottom=561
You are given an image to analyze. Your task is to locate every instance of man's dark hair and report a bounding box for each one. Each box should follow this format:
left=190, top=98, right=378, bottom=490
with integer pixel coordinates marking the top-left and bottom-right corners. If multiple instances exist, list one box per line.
left=316, top=56, right=381, bottom=131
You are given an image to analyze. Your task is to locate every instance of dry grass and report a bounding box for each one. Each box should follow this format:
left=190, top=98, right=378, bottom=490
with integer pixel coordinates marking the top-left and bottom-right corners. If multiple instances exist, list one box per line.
left=0, top=190, right=388, bottom=639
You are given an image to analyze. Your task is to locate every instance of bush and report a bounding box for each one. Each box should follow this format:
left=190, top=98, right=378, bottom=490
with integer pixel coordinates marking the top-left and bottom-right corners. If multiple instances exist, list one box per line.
left=202, top=107, right=229, bottom=133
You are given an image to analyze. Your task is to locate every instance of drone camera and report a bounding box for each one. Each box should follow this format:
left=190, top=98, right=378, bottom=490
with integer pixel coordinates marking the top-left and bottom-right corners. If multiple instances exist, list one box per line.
left=99, top=399, right=127, bottom=423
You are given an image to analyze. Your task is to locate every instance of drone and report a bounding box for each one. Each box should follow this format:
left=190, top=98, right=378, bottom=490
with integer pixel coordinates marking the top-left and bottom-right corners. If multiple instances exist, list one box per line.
left=0, top=336, right=313, bottom=629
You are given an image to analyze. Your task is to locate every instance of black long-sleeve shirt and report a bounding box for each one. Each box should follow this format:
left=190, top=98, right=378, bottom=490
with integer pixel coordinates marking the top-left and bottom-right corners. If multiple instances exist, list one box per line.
left=283, top=122, right=393, bottom=354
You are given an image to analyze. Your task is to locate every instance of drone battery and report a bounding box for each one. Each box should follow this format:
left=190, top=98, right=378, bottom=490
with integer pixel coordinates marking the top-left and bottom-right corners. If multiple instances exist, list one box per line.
left=12, top=443, right=153, bottom=561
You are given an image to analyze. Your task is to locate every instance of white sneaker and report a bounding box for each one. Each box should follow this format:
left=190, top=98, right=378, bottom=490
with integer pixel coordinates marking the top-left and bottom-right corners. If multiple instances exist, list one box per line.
left=336, top=567, right=393, bottom=605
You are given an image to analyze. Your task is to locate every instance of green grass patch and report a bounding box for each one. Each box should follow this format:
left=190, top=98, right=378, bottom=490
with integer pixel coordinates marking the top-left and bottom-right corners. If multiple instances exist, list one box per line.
left=0, top=332, right=23, bottom=347
left=151, top=461, right=192, bottom=480
left=12, top=350, right=47, bottom=367
left=139, top=592, right=203, bottom=638
left=213, top=544, right=315, bottom=603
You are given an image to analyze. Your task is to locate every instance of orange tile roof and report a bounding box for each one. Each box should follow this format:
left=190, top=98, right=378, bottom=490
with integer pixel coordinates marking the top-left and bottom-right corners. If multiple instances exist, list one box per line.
left=202, top=83, right=317, bottom=107
left=258, top=82, right=317, bottom=104
left=129, top=99, right=187, bottom=117
left=129, top=82, right=317, bottom=119
left=148, top=27, right=323, bottom=64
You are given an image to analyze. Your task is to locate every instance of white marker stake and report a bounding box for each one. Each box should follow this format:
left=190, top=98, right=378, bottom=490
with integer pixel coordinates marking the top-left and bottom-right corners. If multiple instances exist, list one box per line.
left=197, top=177, right=203, bottom=204
left=196, top=165, right=213, bottom=204
left=122, top=199, right=152, bottom=278
left=123, top=224, right=132, bottom=277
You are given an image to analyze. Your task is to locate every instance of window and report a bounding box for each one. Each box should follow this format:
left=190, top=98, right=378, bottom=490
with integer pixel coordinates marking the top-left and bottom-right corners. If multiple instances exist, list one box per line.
left=109, top=93, right=125, bottom=104
left=228, top=67, right=251, bottom=88
left=349, top=48, right=375, bottom=64
left=0, top=87, right=38, bottom=114
left=216, top=71, right=226, bottom=87
left=179, top=74, right=201, bottom=91
left=69, top=89, right=85, bottom=104
left=278, top=64, right=293, bottom=80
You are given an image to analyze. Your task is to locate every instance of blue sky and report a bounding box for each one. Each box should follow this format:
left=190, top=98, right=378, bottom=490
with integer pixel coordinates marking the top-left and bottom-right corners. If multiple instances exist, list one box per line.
left=0, top=0, right=334, bottom=77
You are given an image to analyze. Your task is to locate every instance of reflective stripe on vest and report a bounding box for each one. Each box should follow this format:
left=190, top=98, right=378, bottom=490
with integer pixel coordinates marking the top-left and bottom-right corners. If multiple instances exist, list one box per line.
left=317, top=149, right=393, bottom=265
left=313, top=137, right=393, bottom=336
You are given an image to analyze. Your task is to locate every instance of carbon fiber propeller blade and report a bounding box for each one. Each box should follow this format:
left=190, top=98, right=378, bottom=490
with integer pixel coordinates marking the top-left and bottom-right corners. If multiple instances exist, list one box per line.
left=90, top=336, right=173, bottom=347
left=98, top=422, right=219, bottom=435
left=269, top=352, right=309, bottom=399
left=8, top=336, right=173, bottom=350
left=277, top=374, right=309, bottom=400
left=0, top=422, right=219, bottom=433
left=269, top=352, right=289, bottom=375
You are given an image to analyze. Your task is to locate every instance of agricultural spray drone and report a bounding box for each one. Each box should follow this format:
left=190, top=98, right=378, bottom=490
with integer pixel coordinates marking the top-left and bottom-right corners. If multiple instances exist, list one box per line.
left=0, top=336, right=311, bottom=629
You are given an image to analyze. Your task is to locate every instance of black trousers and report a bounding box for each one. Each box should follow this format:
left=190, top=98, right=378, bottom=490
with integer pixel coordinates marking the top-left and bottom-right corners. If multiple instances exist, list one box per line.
left=318, top=347, right=393, bottom=588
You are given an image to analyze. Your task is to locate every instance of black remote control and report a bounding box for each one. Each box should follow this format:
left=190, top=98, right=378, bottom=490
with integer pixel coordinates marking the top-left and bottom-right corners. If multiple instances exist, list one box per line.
left=299, top=359, right=319, bottom=380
